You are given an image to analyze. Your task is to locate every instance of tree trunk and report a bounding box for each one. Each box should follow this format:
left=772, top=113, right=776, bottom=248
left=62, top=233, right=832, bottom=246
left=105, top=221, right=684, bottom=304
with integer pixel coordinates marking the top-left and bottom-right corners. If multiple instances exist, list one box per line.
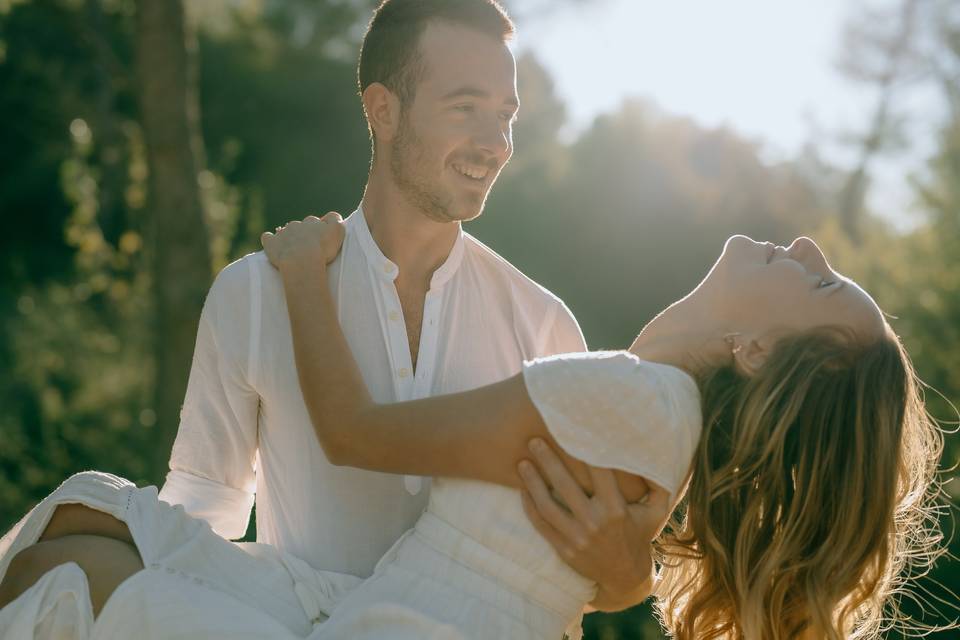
left=136, top=0, right=211, bottom=482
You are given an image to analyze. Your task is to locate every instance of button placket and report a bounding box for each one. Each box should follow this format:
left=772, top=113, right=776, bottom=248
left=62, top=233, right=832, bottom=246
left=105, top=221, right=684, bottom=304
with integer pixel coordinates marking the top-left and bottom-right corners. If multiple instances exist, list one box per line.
left=412, top=293, right=441, bottom=397
left=402, top=291, right=444, bottom=496
left=378, top=278, right=413, bottom=400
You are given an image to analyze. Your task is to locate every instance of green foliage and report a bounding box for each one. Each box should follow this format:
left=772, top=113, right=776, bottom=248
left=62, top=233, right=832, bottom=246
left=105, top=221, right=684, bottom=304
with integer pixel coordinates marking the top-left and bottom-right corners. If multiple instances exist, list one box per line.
left=0, top=1, right=957, bottom=638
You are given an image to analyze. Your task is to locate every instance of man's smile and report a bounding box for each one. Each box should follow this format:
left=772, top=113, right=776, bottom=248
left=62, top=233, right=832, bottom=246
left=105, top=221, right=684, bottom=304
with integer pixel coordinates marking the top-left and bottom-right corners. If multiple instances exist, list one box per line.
left=451, top=162, right=490, bottom=181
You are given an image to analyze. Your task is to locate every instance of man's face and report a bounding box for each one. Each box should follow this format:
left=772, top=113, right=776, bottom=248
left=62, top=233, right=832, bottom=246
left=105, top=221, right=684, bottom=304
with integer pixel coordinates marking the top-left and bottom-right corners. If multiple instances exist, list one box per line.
left=390, top=21, right=518, bottom=223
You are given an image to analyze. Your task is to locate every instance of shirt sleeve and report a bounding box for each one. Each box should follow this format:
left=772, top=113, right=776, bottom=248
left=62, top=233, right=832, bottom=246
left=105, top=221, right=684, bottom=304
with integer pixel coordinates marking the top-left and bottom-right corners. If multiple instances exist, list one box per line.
left=522, top=351, right=701, bottom=499
left=537, top=299, right=588, bottom=356
left=157, top=257, right=260, bottom=540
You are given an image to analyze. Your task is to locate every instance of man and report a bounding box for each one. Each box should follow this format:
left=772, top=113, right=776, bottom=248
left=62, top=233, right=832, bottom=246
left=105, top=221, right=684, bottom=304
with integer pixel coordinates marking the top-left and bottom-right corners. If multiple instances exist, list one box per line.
left=1, top=0, right=655, bottom=624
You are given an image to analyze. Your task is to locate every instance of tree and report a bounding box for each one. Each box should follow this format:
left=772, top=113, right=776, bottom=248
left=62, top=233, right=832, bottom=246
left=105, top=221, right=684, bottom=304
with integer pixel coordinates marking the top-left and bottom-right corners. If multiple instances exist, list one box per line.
left=835, top=0, right=926, bottom=242
left=136, top=0, right=211, bottom=478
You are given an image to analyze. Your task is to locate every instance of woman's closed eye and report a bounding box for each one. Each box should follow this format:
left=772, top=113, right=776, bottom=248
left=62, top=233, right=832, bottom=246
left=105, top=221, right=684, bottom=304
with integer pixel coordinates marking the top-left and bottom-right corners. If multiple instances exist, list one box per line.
left=815, top=275, right=844, bottom=290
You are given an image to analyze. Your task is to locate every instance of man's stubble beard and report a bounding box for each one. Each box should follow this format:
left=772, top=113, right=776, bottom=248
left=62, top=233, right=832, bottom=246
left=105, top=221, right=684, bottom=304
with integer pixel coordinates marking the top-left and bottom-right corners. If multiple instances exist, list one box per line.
left=390, top=112, right=489, bottom=224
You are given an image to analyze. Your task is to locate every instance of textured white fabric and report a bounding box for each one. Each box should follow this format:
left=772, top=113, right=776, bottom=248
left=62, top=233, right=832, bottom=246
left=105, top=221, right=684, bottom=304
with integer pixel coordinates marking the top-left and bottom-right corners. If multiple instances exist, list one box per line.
left=0, top=472, right=351, bottom=640
left=158, top=207, right=586, bottom=578
left=0, top=563, right=93, bottom=640
left=523, top=351, right=702, bottom=499
left=1, top=351, right=702, bottom=639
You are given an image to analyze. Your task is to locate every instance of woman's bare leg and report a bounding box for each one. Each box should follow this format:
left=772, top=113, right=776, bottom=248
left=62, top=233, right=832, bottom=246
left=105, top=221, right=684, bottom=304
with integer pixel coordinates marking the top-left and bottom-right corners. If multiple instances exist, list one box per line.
left=0, top=534, right=143, bottom=615
left=0, top=504, right=143, bottom=615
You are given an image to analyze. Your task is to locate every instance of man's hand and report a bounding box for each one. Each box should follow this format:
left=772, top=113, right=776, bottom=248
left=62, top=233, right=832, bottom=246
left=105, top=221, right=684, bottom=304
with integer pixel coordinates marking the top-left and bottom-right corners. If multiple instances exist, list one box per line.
left=260, top=212, right=345, bottom=273
left=517, top=438, right=670, bottom=612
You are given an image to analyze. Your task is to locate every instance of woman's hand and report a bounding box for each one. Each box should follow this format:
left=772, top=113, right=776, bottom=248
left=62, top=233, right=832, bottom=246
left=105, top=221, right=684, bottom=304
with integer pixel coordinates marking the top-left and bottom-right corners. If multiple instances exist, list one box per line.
left=260, top=212, right=345, bottom=273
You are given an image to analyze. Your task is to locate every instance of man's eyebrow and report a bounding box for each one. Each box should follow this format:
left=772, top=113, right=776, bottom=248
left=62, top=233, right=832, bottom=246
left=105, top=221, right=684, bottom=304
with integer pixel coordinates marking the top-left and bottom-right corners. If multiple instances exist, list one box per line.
left=441, top=86, right=519, bottom=107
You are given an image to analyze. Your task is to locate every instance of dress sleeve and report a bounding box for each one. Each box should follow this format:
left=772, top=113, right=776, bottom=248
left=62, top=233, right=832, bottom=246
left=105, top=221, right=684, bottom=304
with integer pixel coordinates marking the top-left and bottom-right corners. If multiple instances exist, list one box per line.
left=522, top=351, right=701, bottom=499
left=157, top=256, right=261, bottom=539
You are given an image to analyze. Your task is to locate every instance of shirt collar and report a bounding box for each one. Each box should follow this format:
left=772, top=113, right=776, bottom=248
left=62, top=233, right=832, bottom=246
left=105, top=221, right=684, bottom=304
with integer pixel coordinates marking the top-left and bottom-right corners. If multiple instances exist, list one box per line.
left=348, top=205, right=466, bottom=288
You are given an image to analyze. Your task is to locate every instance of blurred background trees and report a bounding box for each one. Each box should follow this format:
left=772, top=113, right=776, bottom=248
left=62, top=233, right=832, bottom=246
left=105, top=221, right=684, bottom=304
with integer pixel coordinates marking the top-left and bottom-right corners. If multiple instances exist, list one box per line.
left=0, top=0, right=956, bottom=637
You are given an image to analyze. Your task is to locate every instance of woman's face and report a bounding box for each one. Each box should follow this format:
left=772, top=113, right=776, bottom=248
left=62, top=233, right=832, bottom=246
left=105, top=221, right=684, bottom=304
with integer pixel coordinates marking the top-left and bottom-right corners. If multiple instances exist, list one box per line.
left=701, top=235, right=885, bottom=343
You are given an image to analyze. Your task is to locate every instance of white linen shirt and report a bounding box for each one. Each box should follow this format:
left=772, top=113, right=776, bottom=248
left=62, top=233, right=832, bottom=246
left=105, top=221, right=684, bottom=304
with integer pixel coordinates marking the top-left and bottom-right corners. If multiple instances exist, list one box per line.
left=158, top=207, right=586, bottom=579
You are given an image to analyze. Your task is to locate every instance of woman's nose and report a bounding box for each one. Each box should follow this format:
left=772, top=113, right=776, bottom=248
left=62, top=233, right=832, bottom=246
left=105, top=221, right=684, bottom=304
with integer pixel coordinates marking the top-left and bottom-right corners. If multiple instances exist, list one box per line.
left=789, top=237, right=834, bottom=275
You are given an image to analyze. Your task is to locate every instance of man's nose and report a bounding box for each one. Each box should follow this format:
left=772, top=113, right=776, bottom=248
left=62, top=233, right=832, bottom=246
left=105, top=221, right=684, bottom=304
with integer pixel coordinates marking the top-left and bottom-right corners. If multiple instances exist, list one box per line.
left=472, top=117, right=511, bottom=159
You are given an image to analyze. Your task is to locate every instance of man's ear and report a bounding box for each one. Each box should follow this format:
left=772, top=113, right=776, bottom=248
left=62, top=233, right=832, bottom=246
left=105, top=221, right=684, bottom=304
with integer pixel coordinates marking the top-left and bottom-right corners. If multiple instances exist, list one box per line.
left=731, top=333, right=775, bottom=377
left=361, top=82, right=402, bottom=145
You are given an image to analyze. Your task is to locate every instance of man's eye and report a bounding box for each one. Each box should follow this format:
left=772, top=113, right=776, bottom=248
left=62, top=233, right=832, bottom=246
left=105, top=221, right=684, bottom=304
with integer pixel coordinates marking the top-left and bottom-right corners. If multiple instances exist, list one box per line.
left=454, top=104, right=475, bottom=113
left=818, top=278, right=835, bottom=289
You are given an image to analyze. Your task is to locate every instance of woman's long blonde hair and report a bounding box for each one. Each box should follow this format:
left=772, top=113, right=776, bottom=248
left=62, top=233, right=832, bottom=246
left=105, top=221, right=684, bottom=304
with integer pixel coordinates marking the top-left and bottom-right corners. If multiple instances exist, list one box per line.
left=654, top=325, right=944, bottom=639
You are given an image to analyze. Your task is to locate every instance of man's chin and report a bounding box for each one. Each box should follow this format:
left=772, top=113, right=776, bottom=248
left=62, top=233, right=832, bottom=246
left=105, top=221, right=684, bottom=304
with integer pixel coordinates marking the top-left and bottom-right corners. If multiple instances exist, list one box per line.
left=451, top=204, right=485, bottom=223
left=455, top=191, right=489, bottom=221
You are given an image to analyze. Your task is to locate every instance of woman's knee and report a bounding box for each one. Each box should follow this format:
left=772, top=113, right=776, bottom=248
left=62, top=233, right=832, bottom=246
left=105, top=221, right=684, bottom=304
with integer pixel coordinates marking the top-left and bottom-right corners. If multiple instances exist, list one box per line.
left=0, top=535, right=143, bottom=616
left=0, top=540, right=70, bottom=609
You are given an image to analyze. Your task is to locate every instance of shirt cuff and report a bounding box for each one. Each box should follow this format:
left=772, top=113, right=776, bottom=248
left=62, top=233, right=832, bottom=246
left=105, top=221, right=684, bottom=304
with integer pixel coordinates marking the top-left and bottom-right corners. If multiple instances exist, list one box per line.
left=158, top=470, right=255, bottom=540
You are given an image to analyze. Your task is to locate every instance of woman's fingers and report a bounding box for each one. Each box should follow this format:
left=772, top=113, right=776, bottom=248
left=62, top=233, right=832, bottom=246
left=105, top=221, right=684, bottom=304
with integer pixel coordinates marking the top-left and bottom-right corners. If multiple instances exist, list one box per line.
left=260, top=213, right=345, bottom=269
left=261, top=231, right=280, bottom=267
left=320, top=211, right=343, bottom=223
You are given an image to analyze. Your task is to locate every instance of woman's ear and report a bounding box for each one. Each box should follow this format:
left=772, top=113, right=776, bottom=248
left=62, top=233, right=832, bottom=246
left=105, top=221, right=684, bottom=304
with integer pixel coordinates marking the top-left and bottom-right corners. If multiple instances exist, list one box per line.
left=731, top=334, right=775, bottom=377
left=361, top=82, right=402, bottom=145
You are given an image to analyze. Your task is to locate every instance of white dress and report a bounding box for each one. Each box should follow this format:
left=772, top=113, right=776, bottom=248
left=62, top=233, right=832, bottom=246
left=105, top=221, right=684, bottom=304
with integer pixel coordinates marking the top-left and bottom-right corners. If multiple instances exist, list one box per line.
left=0, top=351, right=701, bottom=640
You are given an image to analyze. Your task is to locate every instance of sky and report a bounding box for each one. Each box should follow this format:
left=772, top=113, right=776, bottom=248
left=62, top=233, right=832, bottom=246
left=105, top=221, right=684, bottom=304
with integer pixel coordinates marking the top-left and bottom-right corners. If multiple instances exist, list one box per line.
left=514, top=0, right=945, bottom=229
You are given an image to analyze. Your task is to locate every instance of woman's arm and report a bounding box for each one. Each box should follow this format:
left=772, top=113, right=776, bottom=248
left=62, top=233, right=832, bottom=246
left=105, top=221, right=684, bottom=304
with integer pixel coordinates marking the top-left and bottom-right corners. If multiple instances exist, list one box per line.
left=263, top=215, right=650, bottom=500
left=279, top=250, right=550, bottom=489
left=264, top=215, right=666, bottom=610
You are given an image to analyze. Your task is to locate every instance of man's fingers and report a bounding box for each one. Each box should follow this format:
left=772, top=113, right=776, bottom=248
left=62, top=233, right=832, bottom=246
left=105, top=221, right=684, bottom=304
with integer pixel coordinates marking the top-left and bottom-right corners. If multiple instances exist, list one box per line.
left=629, top=484, right=673, bottom=539
left=587, top=466, right=627, bottom=513
left=527, top=439, right=594, bottom=524
left=518, top=460, right=586, bottom=546
left=642, top=484, right=670, bottom=513
left=520, top=490, right=577, bottom=562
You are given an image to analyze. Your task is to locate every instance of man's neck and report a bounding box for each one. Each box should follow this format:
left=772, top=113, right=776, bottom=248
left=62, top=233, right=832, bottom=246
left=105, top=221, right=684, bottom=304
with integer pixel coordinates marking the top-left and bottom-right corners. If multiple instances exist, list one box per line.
left=361, top=175, right=460, bottom=286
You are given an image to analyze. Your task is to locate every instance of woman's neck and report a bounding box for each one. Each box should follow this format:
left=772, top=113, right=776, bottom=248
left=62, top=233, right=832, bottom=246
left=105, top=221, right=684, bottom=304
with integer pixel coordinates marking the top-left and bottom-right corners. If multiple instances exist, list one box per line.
left=626, top=303, right=732, bottom=378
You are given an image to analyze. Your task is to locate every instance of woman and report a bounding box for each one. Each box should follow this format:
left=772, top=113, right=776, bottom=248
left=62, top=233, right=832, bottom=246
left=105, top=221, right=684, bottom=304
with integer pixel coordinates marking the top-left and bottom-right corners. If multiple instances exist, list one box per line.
left=259, top=215, right=941, bottom=640
left=0, top=219, right=941, bottom=640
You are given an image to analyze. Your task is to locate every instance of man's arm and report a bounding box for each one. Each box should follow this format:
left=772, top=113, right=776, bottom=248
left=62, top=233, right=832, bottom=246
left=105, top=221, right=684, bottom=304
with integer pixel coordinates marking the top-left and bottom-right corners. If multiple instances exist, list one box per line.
left=524, top=301, right=663, bottom=612
left=157, top=258, right=260, bottom=540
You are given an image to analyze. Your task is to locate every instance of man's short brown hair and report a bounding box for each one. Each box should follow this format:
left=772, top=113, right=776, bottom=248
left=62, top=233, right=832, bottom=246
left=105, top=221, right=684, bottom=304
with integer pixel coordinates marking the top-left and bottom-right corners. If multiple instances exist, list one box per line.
left=358, top=0, right=514, bottom=107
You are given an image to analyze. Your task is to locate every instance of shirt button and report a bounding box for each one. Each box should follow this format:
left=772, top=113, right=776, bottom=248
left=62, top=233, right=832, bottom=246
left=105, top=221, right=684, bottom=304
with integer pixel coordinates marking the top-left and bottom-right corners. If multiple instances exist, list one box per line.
left=383, top=263, right=392, bottom=274
left=388, top=310, right=401, bottom=322
left=398, top=367, right=410, bottom=378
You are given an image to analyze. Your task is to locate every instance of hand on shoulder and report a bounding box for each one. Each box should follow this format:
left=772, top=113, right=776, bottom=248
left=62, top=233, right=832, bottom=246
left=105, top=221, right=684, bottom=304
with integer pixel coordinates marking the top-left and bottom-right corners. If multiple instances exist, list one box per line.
left=261, top=212, right=345, bottom=273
